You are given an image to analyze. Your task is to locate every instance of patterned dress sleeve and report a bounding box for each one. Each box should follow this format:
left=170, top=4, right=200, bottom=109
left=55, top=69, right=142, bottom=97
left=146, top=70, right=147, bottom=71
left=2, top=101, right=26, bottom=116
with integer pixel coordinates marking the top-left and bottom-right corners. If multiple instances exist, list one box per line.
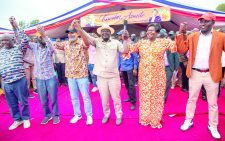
left=164, top=38, right=176, bottom=53
left=122, top=40, right=141, bottom=60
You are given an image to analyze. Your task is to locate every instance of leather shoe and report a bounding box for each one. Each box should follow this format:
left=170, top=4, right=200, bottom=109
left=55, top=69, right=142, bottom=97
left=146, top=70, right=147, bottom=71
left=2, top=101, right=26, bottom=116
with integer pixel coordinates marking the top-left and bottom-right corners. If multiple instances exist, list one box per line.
left=181, top=88, right=188, bottom=93
left=116, top=118, right=122, bottom=126
left=130, top=104, right=136, bottom=110
left=123, top=98, right=130, bottom=102
left=102, top=117, right=109, bottom=124
left=202, top=95, right=207, bottom=101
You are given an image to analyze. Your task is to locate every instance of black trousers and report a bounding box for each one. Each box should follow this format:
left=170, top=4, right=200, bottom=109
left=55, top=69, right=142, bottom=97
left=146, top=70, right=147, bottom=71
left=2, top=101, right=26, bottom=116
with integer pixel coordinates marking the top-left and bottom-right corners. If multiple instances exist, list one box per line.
left=165, top=67, right=173, bottom=102
left=55, top=63, right=67, bottom=84
left=122, top=70, right=136, bottom=104
left=180, top=62, right=189, bottom=90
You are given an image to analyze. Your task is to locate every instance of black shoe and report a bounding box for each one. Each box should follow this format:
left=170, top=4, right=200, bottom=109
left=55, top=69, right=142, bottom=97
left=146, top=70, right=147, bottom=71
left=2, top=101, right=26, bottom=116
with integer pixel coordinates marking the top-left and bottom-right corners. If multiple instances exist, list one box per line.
left=123, top=98, right=130, bottom=102
left=181, top=88, right=188, bottom=93
left=41, top=117, right=53, bottom=125
left=202, top=95, right=207, bottom=101
left=33, top=89, right=38, bottom=94
left=130, top=104, right=136, bottom=110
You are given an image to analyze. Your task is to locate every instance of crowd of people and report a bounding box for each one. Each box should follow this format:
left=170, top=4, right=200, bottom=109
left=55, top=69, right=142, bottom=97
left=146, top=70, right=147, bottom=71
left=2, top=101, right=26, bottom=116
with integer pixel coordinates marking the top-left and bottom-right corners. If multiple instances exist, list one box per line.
left=0, top=12, right=225, bottom=139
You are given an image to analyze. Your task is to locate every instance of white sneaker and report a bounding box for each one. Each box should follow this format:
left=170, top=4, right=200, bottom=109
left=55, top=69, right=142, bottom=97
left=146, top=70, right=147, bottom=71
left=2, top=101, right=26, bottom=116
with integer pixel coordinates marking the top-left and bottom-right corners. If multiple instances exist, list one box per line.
left=9, top=121, right=23, bottom=130
left=91, top=87, right=98, bottom=92
left=180, top=120, right=193, bottom=131
left=70, top=115, right=82, bottom=124
left=86, top=116, right=93, bottom=125
left=23, top=120, right=31, bottom=129
left=208, top=125, right=221, bottom=139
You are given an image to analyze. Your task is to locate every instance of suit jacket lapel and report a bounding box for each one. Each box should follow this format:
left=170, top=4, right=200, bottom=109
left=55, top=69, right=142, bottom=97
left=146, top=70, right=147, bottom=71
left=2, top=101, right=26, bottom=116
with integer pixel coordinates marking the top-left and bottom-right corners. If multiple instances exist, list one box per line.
left=210, top=30, right=217, bottom=54
left=192, top=32, right=200, bottom=61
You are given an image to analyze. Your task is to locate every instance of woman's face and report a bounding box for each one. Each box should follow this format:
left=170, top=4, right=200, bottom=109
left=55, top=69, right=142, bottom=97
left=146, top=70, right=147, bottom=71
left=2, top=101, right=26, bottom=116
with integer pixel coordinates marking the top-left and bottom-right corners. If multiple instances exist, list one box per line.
left=146, top=26, right=157, bottom=40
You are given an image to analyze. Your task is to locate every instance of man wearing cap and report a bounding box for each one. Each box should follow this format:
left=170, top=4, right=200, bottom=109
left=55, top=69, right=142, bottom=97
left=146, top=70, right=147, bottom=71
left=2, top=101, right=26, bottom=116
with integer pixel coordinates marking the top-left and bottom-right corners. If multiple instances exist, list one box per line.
left=54, top=25, right=93, bottom=125
left=176, top=12, right=225, bottom=139
left=72, top=20, right=128, bottom=126
left=0, top=18, right=31, bottom=130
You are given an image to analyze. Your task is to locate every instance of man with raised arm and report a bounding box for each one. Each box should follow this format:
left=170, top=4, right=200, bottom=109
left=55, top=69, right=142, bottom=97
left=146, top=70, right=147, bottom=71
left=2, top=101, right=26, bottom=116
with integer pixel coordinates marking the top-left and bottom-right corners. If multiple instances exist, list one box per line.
left=72, top=19, right=128, bottom=125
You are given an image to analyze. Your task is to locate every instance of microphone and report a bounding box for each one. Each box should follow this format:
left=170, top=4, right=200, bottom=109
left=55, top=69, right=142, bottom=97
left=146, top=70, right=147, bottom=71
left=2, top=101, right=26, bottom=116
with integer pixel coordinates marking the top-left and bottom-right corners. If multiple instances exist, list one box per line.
left=123, top=20, right=128, bottom=31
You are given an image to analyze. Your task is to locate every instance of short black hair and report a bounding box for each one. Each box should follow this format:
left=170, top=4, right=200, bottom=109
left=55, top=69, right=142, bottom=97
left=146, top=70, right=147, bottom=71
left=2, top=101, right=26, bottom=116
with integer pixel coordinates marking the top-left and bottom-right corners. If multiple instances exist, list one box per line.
left=146, top=23, right=161, bottom=33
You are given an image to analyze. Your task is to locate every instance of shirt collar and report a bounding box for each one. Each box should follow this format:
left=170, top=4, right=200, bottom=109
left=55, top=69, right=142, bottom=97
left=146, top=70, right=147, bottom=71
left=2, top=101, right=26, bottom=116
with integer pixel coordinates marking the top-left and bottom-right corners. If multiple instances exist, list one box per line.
left=101, top=37, right=111, bottom=43
left=200, top=29, right=213, bottom=36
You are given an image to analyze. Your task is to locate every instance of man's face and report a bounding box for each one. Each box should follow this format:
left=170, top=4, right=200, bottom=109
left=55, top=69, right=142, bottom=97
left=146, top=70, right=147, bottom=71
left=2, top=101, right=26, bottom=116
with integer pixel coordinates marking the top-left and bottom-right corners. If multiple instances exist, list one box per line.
left=101, top=29, right=111, bottom=41
left=1, top=38, right=13, bottom=49
left=68, top=32, right=79, bottom=41
left=198, top=19, right=214, bottom=34
left=37, top=36, right=46, bottom=47
left=140, top=31, right=146, bottom=38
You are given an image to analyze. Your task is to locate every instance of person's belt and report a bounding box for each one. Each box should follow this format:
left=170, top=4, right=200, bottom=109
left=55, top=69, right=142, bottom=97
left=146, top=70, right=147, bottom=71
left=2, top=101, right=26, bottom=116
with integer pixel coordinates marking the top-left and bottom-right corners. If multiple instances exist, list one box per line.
left=192, top=68, right=209, bottom=72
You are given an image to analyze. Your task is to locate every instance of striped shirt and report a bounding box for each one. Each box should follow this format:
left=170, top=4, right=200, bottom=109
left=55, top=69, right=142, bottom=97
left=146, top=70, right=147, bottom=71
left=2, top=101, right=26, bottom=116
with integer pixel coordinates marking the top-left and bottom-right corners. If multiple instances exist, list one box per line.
left=0, top=45, right=26, bottom=83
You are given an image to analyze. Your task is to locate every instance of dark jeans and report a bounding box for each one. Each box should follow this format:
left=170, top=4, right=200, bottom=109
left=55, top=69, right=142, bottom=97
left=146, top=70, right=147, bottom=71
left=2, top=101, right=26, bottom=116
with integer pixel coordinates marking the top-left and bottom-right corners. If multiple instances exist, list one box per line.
left=88, top=64, right=97, bottom=87
left=180, top=62, right=189, bottom=90
left=122, top=70, right=136, bottom=104
left=4, top=77, right=30, bottom=121
left=165, top=67, right=173, bottom=102
left=36, top=76, right=59, bottom=118
left=55, top=63, right=67, bottom=85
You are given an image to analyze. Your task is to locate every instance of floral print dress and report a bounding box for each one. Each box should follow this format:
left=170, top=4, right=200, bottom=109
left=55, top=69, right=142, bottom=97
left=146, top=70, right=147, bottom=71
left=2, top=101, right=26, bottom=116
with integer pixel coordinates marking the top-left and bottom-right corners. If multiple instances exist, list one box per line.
left=126, top=38, right=176, bottom=128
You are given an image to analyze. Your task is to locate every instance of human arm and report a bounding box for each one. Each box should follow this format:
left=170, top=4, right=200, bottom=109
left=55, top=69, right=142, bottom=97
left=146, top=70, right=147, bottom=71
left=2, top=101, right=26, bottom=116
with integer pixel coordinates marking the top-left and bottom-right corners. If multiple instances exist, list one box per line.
left=71, top=19, right=97, bottom=47
left=9, top=16, right=29, bottom=52
left=175, top=22, right=189, bottom=54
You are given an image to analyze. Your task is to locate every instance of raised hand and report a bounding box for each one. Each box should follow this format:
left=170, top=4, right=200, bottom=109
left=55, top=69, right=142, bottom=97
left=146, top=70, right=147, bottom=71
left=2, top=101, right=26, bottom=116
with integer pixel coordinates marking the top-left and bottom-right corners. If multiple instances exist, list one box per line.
left=122, top=30, right=130, bottom=41
left=9, top=16, right=18, bottom=29
left=71, top=19, right=82, bottom=31
left=36, top=25, right=45, bottom=37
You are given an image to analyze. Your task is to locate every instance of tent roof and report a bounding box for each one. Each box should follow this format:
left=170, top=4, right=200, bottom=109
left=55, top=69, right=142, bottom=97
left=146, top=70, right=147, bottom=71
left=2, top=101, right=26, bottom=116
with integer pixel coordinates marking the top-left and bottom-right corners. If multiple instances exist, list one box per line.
left=1, top=0, right=225, bottom=38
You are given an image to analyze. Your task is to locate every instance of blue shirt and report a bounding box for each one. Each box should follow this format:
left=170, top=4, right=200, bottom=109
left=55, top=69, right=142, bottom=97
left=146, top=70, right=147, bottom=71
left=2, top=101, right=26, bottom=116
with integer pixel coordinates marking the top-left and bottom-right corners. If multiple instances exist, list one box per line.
left=119, top=52, right=139, bottom=71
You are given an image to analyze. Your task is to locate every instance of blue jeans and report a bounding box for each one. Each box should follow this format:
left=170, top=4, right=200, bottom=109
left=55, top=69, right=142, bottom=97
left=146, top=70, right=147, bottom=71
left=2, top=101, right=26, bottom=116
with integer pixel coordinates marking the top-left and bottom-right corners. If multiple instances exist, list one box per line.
left=36, top=76, right=59, bottom=118
left=88, top=64, right=97, bottom=87
left=68, top=77, right=92, bottom=116
left=4, top=77, right=30, bottom=121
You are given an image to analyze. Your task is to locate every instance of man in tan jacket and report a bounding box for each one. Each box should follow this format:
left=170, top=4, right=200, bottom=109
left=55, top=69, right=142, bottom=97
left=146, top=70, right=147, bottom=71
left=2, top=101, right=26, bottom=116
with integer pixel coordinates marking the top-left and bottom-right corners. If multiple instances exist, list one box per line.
left=72, top=20, right=128, bottom=126
left=176, top=12, right=225, bottom=139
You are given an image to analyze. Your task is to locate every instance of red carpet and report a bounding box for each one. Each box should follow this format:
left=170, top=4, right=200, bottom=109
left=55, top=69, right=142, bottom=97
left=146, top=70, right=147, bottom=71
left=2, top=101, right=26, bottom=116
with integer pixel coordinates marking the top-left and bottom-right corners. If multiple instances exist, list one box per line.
left=0, top=84, right=225, bottom=141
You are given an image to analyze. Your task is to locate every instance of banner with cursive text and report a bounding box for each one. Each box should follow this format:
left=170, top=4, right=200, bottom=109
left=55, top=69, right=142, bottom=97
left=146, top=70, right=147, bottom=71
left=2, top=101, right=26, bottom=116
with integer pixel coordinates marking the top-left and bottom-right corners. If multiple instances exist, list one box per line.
left=80, top=7, right=170, bottom=27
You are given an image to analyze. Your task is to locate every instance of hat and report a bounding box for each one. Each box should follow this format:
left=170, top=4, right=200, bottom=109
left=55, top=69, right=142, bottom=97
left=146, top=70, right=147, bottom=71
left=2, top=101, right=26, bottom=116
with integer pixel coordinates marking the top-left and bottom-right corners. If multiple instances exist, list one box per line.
left=198, top=12, right=216, bottom=21
left=0, top=33, right=14, bottom=41
left=65, top=26, right=77, bottom=33
left=168, top=31, right=175, bottom=35
left=160, top=28, right=167, bottom=33
left=97, top=23, right=115, bottom=35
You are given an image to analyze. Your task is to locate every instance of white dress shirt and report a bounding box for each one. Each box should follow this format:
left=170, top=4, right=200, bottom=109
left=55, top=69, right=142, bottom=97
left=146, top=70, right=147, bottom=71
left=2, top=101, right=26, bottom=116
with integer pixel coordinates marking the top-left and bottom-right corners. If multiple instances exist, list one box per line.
left=192, top=32, right=212, bottom=69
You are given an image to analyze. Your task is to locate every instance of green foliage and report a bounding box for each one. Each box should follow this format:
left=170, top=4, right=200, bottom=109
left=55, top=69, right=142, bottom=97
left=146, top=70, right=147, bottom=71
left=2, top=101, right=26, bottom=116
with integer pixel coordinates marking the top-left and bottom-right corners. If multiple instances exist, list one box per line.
left=18, top=19, right=40, bottom=29
left=30, top=19, right=40, bottom=26
left=216, top=3, right=225, bottom=12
